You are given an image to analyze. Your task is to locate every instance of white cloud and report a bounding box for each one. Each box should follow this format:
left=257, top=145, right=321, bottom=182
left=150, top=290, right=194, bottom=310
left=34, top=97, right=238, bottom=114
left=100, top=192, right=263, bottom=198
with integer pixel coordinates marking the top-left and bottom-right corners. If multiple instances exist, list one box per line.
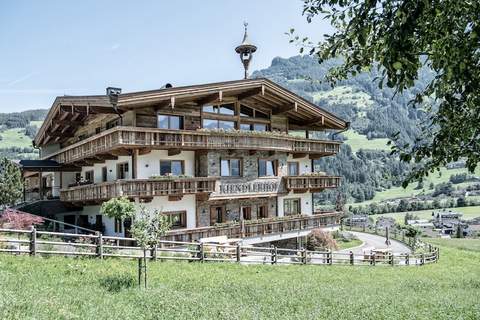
left=7, top=72, right=36, bottom=86
left=110, top=43, right=121, bottom=51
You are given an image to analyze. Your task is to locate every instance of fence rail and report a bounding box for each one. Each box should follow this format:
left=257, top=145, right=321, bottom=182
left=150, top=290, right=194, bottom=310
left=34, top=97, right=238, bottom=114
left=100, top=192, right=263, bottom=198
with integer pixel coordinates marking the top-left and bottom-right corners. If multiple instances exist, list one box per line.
left=0, top=227, right=438, bottom=267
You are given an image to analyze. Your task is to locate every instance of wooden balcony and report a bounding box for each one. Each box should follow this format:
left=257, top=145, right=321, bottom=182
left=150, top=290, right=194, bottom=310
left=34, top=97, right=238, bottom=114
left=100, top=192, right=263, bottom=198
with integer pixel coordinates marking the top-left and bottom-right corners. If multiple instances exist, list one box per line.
left=285, top=175, right=341, bottom=192
left=60, top=177, right=217, bottom=203
left=45, top=126, right=342, bottom=164
left=164, top=212, right=340, bottom=242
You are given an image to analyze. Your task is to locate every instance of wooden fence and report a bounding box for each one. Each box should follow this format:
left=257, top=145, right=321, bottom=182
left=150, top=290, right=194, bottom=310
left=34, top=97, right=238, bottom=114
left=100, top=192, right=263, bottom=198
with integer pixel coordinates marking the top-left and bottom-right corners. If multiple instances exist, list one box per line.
left=0, top=227, right=438, bottom=266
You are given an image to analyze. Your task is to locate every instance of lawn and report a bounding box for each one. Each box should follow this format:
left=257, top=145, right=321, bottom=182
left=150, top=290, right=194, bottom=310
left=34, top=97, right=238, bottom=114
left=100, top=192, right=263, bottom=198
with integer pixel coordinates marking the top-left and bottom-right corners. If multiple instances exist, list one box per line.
left=336, top=238, right=363, bottom=250
left=0, top=241, right=479, bottom=319
left=369, top=206, right=480, bottom=225
left=343, top=130, right=391, bottom=152
left=0, top=128, right=32, bottom=148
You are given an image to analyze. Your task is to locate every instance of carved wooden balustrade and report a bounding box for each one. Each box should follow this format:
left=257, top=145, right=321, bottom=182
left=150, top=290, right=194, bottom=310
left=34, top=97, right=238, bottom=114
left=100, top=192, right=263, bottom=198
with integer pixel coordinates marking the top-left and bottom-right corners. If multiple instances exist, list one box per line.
left=45, top=126, right=342, bottom=164
left=60, top=177, right=217, bottom=203
left=163, top=212, right=340, bottom=242
left=285, top=175, right=341, bottom=192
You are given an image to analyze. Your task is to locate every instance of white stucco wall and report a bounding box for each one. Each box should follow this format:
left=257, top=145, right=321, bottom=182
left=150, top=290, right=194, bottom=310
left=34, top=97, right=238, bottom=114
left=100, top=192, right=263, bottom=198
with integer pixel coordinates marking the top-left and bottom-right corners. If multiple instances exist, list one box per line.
left=137, top=150, right=195, bottom=178
left=80, top=155, right=132, bottom=183
left=142, top=194, right=197, bottom=229
left=277, top=192, right=313, bottom=217
left=284, top=154, right=311, bottom=175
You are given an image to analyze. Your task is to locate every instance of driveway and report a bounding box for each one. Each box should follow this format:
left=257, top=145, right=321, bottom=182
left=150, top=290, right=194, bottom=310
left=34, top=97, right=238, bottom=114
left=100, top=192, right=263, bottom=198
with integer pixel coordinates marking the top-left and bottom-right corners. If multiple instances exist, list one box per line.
left=338, top=231, right=411, bottom=254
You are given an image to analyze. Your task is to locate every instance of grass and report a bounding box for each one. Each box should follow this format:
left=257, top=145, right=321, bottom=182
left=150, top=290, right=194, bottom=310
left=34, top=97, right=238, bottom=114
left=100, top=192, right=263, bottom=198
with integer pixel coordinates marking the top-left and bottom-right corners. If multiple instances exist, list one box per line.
left=426, top=238, right=480, bottom=253
left=343, top=130, right=391, bottom=152
left=352, top=167, right=480, bottom=206
left=369, top=206, right=480, bottom=225
left=336, top=238, right=363, bottom=250
left=0, top=243, right=479, bottom=319
left=312, top=85, right=374, bottom=110
left=0, top=128, right=32, bottom=148
left=29, top=120, right=44, bottom=127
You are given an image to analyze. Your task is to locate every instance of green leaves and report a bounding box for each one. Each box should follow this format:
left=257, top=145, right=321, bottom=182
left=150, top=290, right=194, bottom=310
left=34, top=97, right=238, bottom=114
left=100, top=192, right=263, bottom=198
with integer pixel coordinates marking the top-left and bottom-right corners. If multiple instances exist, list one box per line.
left=0, top=157, right=22, bottom=208
left=297, top=0, right=480, bottom=185
left=100, top=196, right=135, bottom=220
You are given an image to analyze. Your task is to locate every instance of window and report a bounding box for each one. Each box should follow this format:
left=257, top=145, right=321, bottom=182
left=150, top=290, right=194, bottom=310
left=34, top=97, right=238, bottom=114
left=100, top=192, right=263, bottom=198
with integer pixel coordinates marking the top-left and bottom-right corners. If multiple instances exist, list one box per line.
left=106, top=118, right=121, bottom=130
left=220, top=159, right=241, bottom=177
left=254, top=123, right=267, bottom=131
left=164, top=211, right=186, bottom=229
left=242, top=207, right=252, bottom=220
left=284, top=198, right=301, bottom=216
left=101, top=167, right=108, bottom=182
left=240, top=105, right=270, bottom=119
left=95, top=127, right=101, bottom=134
left=202, top=119, right=235, bottom=130
left=75, top=172, right=82, bottom=183
left=258, top=160, right=276, bottom=177
left=288, top=162, right=299, bottom=176
left=117, top=162, right=129, bottom=179
left=114, top=218, right=123, bottom=233
left=240, top=123, right=268, bottom=131
left=157, top=114, right=183, bottom=129
left=64, top=215, right=76, bottom=227
left=258, top=205, right=268, bottom=219
left=203, top=103, right=235, bottom=115
left=240, top=105, right=254, bottom=117
left=84, top=170, right=94, bottom=183
left=160, top=160, right=184, bottom=176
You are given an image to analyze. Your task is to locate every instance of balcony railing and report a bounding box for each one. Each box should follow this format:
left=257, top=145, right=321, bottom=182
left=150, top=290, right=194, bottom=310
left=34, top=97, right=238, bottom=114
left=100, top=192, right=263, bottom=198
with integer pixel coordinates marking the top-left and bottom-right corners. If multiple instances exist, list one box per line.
left=164, top=212, right=340, bottom=242
left=60, top=177, right=217, bottom=203
left=46, top=126, right=342, bottom=164
left=285, top=175, right=341, bottom=191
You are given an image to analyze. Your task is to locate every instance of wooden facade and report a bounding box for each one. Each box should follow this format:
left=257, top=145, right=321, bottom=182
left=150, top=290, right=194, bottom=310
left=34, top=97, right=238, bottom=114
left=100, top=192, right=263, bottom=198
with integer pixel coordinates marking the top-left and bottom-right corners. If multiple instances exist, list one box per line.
left=29, top=78, right=349, bottom=238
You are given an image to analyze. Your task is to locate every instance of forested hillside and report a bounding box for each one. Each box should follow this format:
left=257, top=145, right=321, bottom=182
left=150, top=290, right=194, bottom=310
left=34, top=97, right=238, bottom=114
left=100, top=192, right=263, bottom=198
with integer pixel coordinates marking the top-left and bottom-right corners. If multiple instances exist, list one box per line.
left=0, top=109, right=48, bottom=159
left=253, top=56, right=437, bottom=205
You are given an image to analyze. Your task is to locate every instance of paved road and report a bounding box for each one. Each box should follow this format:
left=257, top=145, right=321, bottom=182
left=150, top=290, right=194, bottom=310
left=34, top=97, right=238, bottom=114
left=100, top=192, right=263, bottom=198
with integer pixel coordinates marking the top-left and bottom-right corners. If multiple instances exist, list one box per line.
left=338, top=231, right=411, bottom=254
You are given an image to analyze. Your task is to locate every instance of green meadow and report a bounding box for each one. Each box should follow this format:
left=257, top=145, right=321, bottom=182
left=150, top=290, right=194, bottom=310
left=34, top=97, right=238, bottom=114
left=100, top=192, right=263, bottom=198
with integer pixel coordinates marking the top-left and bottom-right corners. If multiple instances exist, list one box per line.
left=0, top=239, right=479, bottom=319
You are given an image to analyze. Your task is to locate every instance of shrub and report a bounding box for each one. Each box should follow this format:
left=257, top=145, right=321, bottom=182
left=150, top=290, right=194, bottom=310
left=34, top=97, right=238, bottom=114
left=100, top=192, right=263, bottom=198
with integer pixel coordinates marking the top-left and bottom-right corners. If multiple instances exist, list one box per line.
left=306, top=229, right=338, bottom=251
left=99, top=274, right=135, bottom=293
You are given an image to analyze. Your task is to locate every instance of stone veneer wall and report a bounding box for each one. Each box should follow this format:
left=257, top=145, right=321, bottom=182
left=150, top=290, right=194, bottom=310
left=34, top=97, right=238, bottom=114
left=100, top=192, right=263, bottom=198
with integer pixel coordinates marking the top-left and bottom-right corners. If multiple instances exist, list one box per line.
left=196, top=197, right=277, bottom=227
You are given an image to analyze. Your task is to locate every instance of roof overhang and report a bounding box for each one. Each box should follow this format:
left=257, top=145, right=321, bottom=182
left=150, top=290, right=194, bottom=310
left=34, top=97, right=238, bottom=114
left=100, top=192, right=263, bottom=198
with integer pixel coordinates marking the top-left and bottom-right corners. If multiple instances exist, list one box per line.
left=18, top=160, right=81, bottom=176
left=35, top=78, right=348, bottom=147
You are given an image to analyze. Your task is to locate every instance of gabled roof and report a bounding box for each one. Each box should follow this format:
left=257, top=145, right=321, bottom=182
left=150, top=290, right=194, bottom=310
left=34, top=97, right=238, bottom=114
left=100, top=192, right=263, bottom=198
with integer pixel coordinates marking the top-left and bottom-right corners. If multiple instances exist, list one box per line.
left=35, top=78, right=348, bottom=147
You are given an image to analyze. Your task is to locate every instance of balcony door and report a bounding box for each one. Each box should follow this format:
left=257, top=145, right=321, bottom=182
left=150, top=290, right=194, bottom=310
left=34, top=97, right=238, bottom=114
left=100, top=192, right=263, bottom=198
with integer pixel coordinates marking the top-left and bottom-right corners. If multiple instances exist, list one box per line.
left=241, top=207, right=252, bottom=220
left=210, top=206, right=225, bottom=225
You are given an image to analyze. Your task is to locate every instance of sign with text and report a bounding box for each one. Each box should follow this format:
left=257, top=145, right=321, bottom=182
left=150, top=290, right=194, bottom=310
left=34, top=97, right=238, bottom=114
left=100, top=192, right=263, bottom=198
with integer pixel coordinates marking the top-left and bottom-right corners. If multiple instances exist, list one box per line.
left=212, top=178, right=283, bottom=199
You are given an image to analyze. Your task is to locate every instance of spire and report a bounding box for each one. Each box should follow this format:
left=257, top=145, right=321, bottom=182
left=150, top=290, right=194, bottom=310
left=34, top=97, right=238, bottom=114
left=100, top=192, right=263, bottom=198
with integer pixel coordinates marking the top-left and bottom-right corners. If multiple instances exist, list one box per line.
left=235, top=21, right=257, bottom=79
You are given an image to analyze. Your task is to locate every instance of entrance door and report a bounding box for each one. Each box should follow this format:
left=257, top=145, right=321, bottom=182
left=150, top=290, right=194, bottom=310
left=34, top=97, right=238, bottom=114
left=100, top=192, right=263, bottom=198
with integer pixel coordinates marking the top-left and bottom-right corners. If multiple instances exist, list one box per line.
left=241, top=207, right=252, bottom=220
left=210, top=206, right=225, bottom=225
left=95, top=215, right=103, bottom=232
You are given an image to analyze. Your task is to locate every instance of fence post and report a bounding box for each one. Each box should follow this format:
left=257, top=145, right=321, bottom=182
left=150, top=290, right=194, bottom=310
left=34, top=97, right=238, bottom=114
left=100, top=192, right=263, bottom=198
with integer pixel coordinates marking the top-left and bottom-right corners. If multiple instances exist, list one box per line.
left=151, top=245, right=157, bottom=261
left=390, top=253, right=394, bottom=266
left=405, top=253, right=409, bottom=265
left=436, top=248, right=439, bottom=262
left=371, top=252, right=376, bottom=266
left=29, top=226, right=36, bottom=256
left=236, top=243, right=241, bottom=263
left=96, top=232, right=103, bottom=260
left=350, top=251, right=354, bottom=265
left=301, top=248, right=307, bottom=265
left=198, top=242, right=204, bottom=263
left=421, top=253, right=425, bottom=266
left=327, top=249, right=332, bottom=265
left=270, top=245, right=277, bottom=265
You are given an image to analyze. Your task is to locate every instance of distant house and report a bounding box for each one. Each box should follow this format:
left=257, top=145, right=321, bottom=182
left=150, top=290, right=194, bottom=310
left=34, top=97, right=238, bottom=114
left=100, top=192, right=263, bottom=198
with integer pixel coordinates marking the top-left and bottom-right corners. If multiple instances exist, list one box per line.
left=406, top=219, right=434, bottom=229
left=345, top=215, right=370, bottom=227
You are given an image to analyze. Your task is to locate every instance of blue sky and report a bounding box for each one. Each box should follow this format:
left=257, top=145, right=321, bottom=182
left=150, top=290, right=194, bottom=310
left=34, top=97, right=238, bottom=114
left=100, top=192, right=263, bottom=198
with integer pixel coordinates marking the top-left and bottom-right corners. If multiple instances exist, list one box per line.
left=0, top=1, right=331, bottom=112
